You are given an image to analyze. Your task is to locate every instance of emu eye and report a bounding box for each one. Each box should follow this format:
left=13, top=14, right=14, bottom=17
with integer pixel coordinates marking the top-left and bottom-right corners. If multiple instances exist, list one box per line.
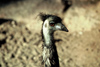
left=49, top=21, right=55, bottom=26
left=50, top=23, right=55, bottom=26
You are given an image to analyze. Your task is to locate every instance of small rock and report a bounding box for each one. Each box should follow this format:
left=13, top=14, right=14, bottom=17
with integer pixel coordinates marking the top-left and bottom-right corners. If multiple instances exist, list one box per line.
left=79, top=31, right=83, bottom=35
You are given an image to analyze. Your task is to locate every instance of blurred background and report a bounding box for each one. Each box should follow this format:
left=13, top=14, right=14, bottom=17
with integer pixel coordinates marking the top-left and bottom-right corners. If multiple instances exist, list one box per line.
left=0, top=0, right=100, bottom=67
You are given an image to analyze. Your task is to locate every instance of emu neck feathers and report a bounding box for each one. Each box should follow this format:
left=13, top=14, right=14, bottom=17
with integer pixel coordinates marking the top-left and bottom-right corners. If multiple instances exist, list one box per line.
left=43, top=26, right=54, bottom=46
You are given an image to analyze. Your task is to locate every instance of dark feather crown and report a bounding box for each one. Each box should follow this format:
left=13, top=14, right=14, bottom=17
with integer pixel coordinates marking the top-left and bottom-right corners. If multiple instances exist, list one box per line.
left=39, top=13, right=62, bottom=23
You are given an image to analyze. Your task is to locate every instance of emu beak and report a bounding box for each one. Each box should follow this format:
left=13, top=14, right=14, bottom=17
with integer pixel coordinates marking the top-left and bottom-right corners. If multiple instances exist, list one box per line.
left=61, top=24, right=69, bottom=32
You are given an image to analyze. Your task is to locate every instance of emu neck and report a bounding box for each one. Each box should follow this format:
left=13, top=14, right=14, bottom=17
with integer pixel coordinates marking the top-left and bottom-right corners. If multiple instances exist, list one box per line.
left=43, top=27, right=54, bottom=46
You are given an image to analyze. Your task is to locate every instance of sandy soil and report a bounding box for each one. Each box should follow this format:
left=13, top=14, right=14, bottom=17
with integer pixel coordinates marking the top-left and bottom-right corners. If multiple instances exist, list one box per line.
left=0, top=0, right=100, bottom=67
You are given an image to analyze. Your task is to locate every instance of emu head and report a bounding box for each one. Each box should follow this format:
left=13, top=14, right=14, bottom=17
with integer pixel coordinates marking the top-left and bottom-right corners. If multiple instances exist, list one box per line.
left=40, top=13, right=68, bottom=34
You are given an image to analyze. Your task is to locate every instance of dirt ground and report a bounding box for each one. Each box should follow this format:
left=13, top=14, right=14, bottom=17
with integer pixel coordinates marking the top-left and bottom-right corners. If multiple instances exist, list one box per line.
left=0, top=0, right=100, bottom=67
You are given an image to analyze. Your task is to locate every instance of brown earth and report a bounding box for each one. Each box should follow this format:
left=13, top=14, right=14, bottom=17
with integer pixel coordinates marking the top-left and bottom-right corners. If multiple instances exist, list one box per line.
left=0, top=0, right=100, bottom=67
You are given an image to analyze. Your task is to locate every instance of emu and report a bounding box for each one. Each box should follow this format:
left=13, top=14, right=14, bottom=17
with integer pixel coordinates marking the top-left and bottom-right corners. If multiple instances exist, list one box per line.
left=40, top=13, right=68, bottom=67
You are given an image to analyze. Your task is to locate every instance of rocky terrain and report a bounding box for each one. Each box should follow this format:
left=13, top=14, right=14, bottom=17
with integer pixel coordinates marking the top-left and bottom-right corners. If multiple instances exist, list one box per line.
left=0, top=0, right=100, bottom=67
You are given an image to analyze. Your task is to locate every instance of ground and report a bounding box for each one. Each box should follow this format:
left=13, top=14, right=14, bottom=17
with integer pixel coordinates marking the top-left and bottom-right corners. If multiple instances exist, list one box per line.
left=0, top=0, right=100, bottom=67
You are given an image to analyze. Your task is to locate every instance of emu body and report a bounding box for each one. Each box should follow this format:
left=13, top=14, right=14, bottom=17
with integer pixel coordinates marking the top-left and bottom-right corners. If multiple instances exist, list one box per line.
left=40, top=14, right=68, bottom=67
